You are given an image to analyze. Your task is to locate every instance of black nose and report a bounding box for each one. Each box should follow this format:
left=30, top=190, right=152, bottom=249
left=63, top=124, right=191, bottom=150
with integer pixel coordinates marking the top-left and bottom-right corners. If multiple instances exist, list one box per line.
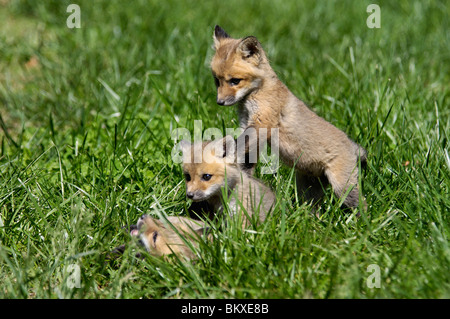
left=186, top=192, right=194, bottom=199
left=217, top=99, right=225, bottom=105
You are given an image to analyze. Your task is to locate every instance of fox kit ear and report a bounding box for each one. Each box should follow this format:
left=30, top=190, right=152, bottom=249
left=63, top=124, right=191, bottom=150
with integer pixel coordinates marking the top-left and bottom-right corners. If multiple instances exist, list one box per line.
left=214, top=25, right=230, bottom=40
left=194, top=227, right=211, bottom=238
left=178, top=140, right=193, bottom=163
left=179, top=140, right=192, bottom=154
left=237, top=36, right=261, bottom=64
left=213, top=135, right=236, bottom=160
left=141, top=215, right=165, bottom=230
left=213, top=25, right=230, bottom=50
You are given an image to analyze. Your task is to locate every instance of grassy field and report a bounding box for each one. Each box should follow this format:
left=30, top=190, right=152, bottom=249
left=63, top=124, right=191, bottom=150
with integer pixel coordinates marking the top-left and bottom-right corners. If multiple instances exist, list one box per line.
left=0, top=0, right=448, bottom=299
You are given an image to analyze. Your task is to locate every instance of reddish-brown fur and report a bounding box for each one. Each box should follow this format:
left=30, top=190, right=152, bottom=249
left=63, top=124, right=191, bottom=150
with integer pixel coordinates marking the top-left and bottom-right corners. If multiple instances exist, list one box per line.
left=137, top=215, right=207, bottom=260
left=211, top=26, right=367, bottom=211
left=180, top=137, right=275, bottom=226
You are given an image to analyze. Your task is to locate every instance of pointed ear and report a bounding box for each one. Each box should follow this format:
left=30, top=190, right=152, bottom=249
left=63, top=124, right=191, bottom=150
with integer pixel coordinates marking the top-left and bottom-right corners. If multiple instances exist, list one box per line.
left=194, top=227, right=211, bottom=238
left=236, top=126, right=258, bottom=172
left=178, top=140, right=193, bottom=163
left=178, top=140, right=192, bottom=154
left=213, top=25, right=230, bottom=49
left=142, top=215, right=165, bottom=231
left=237, top=36, right=261, bottom=64
left=212, top=135, right=236, bottom=160
left=214, top=25, right=230, bottom=39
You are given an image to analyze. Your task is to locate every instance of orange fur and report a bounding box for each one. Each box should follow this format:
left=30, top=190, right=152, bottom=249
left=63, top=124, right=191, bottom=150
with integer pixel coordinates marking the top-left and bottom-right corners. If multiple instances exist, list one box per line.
left=211, top=26, right=367, bottom=211
left=137, top=215, right=207, bottom=260
left=179, top=136, right=275, bottom=226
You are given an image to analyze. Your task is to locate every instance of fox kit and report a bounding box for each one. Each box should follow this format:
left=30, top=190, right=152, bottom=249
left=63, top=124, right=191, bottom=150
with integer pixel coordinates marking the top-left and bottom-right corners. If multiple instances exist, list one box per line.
left=132, top=214, right=208, bottom=259
left=179, top=136, right=275, bottom=226
left=211, top=25, right=367, bottom=210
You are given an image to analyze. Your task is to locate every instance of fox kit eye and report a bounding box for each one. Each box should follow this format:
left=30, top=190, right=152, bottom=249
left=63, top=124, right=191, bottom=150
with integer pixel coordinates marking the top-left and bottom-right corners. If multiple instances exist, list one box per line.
left=184, top=173, right=191, bottom=181
left=152, top=231, right=158, bottom=244
left=229, top=78, right=241, bottom=86
left=214, top=77, right=220, bottom=87
left=202, top=174, right=212, bottom=181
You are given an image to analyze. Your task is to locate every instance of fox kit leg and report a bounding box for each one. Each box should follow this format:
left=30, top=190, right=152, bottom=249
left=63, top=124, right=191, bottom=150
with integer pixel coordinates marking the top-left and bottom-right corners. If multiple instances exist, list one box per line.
left=296, top=172, right=329, bottom=210
left=324, top=161, right=365, bottom=210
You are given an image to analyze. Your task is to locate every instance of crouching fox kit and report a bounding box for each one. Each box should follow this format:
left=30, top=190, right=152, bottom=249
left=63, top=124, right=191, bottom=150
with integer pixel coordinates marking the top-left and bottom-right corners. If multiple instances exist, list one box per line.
left=211, top=25, right=367, bottom=210
left=132, top=214, right=208, bottom=260
left=179, top=136, right=275, bottom=226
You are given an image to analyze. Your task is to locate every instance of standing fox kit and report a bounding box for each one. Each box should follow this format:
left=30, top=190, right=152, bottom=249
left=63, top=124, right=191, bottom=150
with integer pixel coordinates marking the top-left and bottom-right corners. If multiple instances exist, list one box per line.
left=179, top=136, right=275, bottom=226
left=211, top=25, right=367, bottom=210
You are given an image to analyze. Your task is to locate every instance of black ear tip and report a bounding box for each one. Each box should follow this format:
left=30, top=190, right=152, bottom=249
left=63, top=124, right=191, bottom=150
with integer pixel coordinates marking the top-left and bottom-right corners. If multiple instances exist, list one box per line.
left=214, top=25, right=230, bottom=39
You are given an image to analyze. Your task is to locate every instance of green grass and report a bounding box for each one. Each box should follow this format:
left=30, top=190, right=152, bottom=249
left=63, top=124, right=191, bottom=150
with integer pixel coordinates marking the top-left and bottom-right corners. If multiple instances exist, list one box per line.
left=0, top=0, right=449, bottom=298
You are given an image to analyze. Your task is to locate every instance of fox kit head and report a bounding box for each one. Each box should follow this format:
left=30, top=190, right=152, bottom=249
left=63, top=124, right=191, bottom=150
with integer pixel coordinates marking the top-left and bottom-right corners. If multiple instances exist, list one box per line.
left=211, top=25, right=269, bottom=106
left=135, top=215, right=207, bottom=259
left=179, top=136, right=239, bottom=202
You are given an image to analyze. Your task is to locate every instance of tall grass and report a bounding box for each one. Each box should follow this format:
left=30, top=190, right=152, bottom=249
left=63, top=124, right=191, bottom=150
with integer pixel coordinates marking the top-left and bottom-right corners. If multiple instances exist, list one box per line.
left=0, top=0, right=448, bottom=298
